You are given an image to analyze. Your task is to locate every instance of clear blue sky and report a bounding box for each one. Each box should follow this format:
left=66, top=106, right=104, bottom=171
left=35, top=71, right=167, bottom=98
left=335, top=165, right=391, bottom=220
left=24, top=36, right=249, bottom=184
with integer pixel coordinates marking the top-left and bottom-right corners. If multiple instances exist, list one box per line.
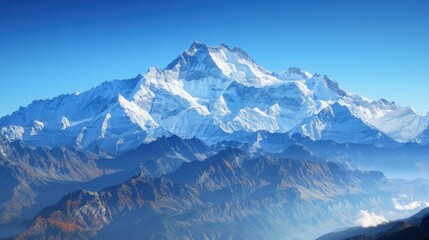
left=1, top=0, right=428, bottom=117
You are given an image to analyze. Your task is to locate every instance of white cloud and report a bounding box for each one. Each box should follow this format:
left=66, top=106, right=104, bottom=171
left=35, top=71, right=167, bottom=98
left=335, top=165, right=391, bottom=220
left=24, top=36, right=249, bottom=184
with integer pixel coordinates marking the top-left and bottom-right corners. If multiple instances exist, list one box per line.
left=393, top=199, right=421, bottom=211
left=392, top=198, right=429, bottom=211
left=356, top=210, right=388, bottom=228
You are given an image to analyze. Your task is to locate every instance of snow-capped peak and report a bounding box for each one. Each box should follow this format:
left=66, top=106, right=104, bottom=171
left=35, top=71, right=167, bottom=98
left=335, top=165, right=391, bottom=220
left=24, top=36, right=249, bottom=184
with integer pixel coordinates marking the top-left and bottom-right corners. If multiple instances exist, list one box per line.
left=275, top=67, right=313, bottom=80
left=188, top=40, right=206, bottom=53
left=165, top=42, right=280, bottom=88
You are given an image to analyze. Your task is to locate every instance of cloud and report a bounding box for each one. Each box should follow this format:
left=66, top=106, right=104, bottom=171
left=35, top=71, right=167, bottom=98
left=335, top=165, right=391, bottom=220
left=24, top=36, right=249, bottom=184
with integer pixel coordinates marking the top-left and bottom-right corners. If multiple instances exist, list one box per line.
left=392, top=198, right=429, bottom=211
left=392, top=194, right=429, bottom=211
left=356, top=210, right=388, bottom=228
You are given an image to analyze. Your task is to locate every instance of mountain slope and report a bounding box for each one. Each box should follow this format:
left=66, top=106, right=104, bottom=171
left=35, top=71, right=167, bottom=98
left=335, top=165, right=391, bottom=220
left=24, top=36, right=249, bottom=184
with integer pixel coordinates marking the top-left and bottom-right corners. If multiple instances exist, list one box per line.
left=291, top=103, right=393, bottom=145
left=99, top=135, right=215, bottom=177
left=0, top=135, right=108, bottom=225
left=416, top=125, right=429, bottom=145
left=368, top=107, right=429, bottom=142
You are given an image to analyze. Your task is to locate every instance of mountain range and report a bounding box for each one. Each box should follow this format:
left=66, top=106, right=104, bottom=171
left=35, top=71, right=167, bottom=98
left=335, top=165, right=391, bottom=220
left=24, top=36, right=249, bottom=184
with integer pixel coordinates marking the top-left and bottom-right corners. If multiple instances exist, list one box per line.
left=0, top=135, right=216, bottom=232
left=1, top=42, right=429, bottom=240
left=1, top=42, right=428, bottom=156
left=12, top=149, right=429, bottom=240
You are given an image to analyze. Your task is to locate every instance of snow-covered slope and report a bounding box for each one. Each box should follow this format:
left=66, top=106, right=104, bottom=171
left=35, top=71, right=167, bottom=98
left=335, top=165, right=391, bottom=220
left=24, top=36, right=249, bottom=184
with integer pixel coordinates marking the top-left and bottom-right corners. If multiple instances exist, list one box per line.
left=291, top=103, right=394, bottom=145
left=368, top=106, right=429, bottom=142
left=0, top=42, right=427, bottom=154
left=417, top=125, right=429, bottom=145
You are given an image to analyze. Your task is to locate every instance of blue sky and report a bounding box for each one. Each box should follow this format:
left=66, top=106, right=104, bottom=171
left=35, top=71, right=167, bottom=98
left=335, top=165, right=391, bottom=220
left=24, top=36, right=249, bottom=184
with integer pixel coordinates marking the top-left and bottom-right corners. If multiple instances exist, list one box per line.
left=1, top=0, right=428, bottom=117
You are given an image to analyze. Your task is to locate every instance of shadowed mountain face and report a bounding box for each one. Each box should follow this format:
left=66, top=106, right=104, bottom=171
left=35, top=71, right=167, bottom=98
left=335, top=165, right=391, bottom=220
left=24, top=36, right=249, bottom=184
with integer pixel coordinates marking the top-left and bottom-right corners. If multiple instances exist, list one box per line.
left=317, top=208, right=429, bottom=240
left=13, top=149, right=429, bottom=240
left=0, top=135, right=106, bottom=225
left=99, top=135, right=215, bottom=177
